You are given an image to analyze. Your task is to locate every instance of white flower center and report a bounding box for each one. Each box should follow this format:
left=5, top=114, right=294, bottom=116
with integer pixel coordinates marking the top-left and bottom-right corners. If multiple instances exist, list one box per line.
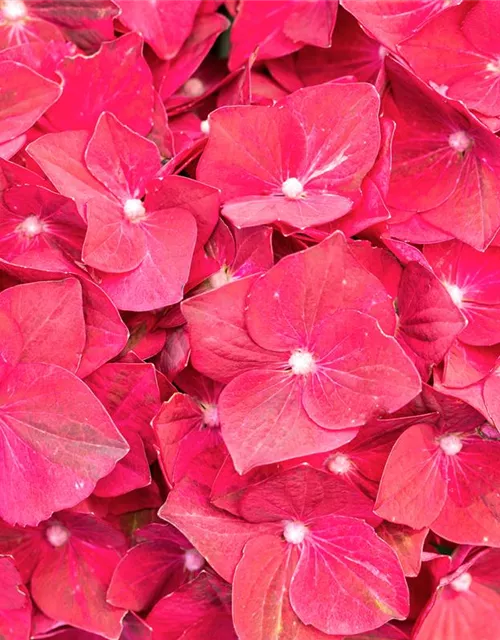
left=429, top=81, right=449, bottom=97
left=16, top=215, right=44, bottom=238
left=486, top=59, right=500, bottom=74
left=184, top=548, right=205, bottom=572
left=202, top=404, right=219, bottom=428
left=46, top=523, right=70, bottom=548
left=445, top=283, right=464, bottom=307
left=183, top=77, right=205, bottom=97
left=448, top=131, right=472, bottom=153
left=2, top=0, right=27, bottom=20
left=288, top=349, right=316, bottom=375
left=200, top=119, right=210, bottom=135
left=283, top=521, right=308, bottom=545
left=282, top=177, right=304, bottom=199
left=327, top=453, right=353, bottom=475
left=209, top=267, right=232, bottom=289
left=439, top=434, right=463, bottom=456
left=123, top=199, right=146, bottom=223
left=450, top=572, right=472, bottom=592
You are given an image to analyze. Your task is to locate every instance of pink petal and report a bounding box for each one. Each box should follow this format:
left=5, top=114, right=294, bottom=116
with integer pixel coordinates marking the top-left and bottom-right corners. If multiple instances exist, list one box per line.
left=85, top=112, right=161, bottom=203
left=182, top=276, right=281, bottom=383
left=153, top=393, right=221, bottom=487
left=0, top=279, right=86, bottom=372
left=107, top=523, right=195, bottom=612
left=0, top=61, right=60, bottom=144
left=233, top=535, right=331, bottom=640
left=424, top=241, right=500, bottom=346
left=146, top=572, right=235, bottom=640
left=83, top=198, right=148, bottom=273
left=159, top=478, right=277, bottom=582
left=219, top=369, right=357, bottom=473
left=374, top=423, right=447, bottom=528
left=245, top=232, right=396, bottom=352
left=98, top=208, right=197, bottom=311
left=239, top=465, right=377, bottom=525
left=303, top=310, right=421, bottom=429
left=0, top=556, right=31, bottom=640
left=27, top=130, right=111, bottom=214
left=31, top=516, right=126, bottom=638
left=431, top=488, right=500, bottom=546
left=0, top=363, right=128, bottom=526
left=376, top=522, right=428, bottom=577
left=396, top=261, right=466, bottom=377
left=342, top=0, right=456, bottom=48
left=76, top=279, right=129, bottom=379
left=197, top=83, right=380, bottom=229
left=290, top=515, right=409, bottom=635
left=114, top=0, right=202, bottom=60
left=45, top=33, right=154, bottom=135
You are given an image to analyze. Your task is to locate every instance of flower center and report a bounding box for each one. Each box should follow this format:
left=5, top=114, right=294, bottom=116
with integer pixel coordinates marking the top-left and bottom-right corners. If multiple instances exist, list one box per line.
left=439, top=434, right=463, bottom=456
left=209, top=267, right=232, bottom=289
left=184, top=548, right=205, bottom=572
left=445, top=283, right=464, bottom=307
left=183, top=77, right=205, bottom=97
left=450, top=572, right=472, bottom=592
left=200, top=119, right=210, bottom=135
left=123, top=199, right=146, bottom=223
left=2, top=0, right=27, bottom=20
left=327, top=453, right=353, bottom=474
left=46, top=523, right=70, bottom=548
left=486, top=59, right=500, bottom=74
left=16, top=215, right=44, bottom=238
left=282, top=177, right=304, bottom=199
left=283, top=521, right=308, bottom=545
left=288, top=349, right=316, bottom=375
left=429, top=81, right=449, bottom=97
left=448, top=131, right=472, bottom=153
left=202, top=404, right=219, bottom=429
left=378, top=46, right=387, bottom=60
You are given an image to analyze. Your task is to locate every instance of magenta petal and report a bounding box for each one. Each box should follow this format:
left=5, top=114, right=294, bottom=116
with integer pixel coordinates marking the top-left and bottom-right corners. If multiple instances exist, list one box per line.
left=197, top=83, right=380, bottom=230
left=396, top=261, right=466, bottom=377
left=374, top=424, right=447, bottom=529
left=0, top=61, right=61, bottom=144
left=159, top=478, right=277, bottom=582
left=239, top=466, right=377, bottom=526
left=303, top=310, right=421, bottom=429
left=45, top=33, right=154, bottom=135
left=290, top=515, right=409, bottom=635
left=0, top=279, right=86, bottom=372
left=232, top=535, right=319, bottom=640
left=219, top=369, right=357, bottom=473
left=0, top=363, right=128, bottom=526
left=98, top=208, right=197, bottom=311
left=146, top=571, right=235, bottom=640
left=0, top=556, right=31, bottom=640
left=83, top=198, right=148, bottom=273
left=85, top=112, right=161, bottom=202
left=222, top=192, right=353, bottom=229
left=182, top=276, right=281, bottom=383
left=245, top=231, right=396, bottom=352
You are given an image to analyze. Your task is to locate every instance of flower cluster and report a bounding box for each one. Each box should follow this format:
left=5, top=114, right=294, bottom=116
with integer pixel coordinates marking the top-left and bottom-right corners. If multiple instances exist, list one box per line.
left=0, top=1, right=499, bottom=639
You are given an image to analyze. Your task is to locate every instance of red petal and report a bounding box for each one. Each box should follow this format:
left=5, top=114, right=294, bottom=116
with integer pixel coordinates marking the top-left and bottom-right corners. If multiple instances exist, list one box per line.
left=159, top=478, right=277, bottom=582
left=0, top=279, right=86, bottom=372
left=0, top=363, right=128, bottom=525
left=303, top=310, right=421, bottom=429
left=219, top=369, right=356, bottom=472
left=375, top=423, right=447, bottom=529
left=290, top=516, right=409, bottom=635
left=0, top=61, right=60, bottom=144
